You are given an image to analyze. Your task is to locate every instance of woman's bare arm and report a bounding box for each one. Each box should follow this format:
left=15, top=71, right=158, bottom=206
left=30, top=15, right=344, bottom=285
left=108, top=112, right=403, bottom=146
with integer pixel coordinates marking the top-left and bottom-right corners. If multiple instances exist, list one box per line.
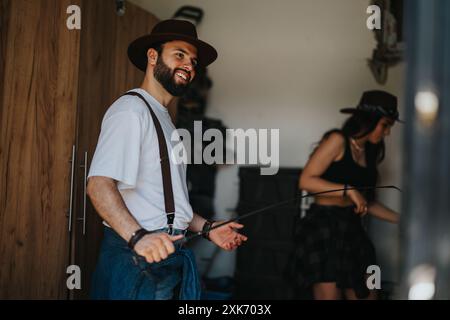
left=299, top=132, right=347, bottom=197
left=367, top=201, right=400, bottom=224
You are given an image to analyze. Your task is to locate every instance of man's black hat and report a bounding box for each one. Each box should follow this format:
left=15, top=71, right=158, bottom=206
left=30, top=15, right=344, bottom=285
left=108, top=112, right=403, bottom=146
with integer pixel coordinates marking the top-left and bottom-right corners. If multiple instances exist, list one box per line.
left=128, top=19, right=218, bottom=72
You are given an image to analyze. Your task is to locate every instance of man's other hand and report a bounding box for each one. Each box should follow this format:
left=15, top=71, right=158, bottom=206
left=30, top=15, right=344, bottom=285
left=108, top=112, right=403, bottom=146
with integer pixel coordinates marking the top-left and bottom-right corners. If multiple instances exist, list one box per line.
left=209, top=222, right=248, bottom=251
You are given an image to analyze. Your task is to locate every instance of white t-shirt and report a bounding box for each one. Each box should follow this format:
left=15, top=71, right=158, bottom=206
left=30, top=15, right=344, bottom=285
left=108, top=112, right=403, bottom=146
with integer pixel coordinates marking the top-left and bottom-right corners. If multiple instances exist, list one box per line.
left=88, top=88, right=193, bottom=231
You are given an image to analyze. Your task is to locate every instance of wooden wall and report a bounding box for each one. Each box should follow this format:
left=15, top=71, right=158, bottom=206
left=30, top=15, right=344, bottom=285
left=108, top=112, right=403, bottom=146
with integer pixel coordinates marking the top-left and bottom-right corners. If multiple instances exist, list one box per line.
left=0, top=0, right=159, bottom=299
left=0, top=0, right=81, bottom=299
left=71, top=0, right=159, bottom=299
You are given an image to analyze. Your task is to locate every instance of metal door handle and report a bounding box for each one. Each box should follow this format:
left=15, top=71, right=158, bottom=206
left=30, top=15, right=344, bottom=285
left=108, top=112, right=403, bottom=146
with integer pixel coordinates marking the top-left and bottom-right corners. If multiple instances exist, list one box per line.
left=68, top=145, right=76, bottom=232
left=78, top=151, right=88, bottom=235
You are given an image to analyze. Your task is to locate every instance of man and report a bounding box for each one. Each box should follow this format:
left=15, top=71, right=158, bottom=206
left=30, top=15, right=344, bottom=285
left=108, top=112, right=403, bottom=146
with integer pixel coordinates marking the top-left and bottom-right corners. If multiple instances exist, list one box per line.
left=87, top=19, right=247, bottom=300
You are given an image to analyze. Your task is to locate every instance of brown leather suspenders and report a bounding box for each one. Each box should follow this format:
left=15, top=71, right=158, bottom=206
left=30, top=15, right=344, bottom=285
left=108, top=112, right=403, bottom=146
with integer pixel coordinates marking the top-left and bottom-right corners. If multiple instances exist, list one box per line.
left=122, top=91, right=176, bottom=231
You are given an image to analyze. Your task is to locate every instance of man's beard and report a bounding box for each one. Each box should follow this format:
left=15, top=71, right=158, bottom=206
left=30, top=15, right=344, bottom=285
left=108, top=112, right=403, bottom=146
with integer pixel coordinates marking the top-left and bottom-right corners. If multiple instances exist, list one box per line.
left=153, top=57, right=191, bottom=97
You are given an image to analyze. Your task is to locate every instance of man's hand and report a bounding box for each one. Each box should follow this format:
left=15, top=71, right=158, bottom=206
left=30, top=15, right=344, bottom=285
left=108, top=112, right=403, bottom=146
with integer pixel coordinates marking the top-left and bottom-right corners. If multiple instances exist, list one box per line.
left=209, top=221, right=248, bottom=251
left=134, top=233, right=184, bottom=263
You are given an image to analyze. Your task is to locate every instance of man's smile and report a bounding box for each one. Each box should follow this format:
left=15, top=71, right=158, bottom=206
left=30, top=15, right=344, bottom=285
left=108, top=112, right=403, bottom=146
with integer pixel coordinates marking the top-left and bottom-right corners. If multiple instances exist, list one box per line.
left=174, top=69, right=190, bottom=82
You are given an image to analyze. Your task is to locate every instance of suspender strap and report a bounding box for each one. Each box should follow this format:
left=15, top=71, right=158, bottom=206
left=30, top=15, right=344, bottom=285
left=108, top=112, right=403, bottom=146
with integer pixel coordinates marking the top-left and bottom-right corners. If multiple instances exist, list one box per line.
left=122, top=91, right=175, bottom=228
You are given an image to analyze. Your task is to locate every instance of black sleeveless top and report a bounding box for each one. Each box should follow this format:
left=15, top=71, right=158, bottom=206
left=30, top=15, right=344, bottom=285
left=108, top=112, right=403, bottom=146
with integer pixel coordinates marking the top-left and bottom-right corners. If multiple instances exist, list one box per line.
left=320, top=132, right=378, bottom=202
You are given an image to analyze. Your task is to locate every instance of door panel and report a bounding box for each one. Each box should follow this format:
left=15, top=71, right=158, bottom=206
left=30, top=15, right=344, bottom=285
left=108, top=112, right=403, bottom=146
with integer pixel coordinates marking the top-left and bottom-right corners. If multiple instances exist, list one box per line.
left=71, top=0, right=159, bottom=299
left=0, top=0, right=81, bottom=299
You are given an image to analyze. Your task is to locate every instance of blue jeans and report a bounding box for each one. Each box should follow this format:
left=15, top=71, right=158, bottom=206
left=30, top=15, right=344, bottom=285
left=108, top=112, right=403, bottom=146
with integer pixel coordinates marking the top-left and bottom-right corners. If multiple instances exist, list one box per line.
left=90, top=227, right=200, bottom=300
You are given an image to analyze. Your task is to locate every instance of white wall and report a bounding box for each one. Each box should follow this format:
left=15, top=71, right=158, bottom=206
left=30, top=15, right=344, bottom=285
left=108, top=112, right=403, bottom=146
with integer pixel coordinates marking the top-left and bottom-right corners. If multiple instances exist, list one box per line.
left=129, top=0, right=404, bottom=284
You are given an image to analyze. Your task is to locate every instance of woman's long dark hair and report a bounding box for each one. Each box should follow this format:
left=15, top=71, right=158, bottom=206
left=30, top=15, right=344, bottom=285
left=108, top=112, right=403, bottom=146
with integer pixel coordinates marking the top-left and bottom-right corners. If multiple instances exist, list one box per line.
left=313, top=111, right=386, bottom=166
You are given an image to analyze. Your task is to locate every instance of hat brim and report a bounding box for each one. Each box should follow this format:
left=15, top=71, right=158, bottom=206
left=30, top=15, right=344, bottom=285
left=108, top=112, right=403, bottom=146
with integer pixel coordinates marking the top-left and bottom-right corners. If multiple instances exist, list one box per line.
left=128, top=33, right=218, bottom=72
left=339, top=108, right=404, bottom=123
left=340, top=108, right=358, bottom=114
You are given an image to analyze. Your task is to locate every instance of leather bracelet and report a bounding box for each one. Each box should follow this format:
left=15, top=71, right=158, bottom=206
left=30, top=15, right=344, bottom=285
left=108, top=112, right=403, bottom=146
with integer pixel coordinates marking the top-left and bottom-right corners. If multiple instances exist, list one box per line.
left=128, top=228, right=150, bottom=250
left=343, top=183, right=348, bottom=197
left=202, top=220, right=215, bottom=241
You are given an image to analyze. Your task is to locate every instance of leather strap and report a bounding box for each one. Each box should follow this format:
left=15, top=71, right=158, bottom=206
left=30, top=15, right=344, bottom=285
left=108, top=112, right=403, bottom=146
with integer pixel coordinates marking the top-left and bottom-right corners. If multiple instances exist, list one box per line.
left=122, top=91, right=176, bottom=229
left=128, top=228, right=150, bottom=250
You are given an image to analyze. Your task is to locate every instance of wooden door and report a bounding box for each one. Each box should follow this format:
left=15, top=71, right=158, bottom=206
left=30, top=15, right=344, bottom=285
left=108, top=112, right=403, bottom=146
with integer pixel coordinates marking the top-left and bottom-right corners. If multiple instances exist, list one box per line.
left=0, top=0, right=81, bottom=299
left=70, top=0, right=159, bottom=299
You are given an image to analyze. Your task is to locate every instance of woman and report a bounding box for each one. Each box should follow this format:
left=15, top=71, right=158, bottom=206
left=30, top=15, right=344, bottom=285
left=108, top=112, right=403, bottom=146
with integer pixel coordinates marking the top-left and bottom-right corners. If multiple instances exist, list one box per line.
left=291, top=90, right=401, bottom=300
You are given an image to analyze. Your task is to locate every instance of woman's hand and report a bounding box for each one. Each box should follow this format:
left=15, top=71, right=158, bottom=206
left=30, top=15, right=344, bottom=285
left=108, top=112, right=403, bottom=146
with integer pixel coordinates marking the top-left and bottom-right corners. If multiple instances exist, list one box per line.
left=346, top=188, right=368, bottom=216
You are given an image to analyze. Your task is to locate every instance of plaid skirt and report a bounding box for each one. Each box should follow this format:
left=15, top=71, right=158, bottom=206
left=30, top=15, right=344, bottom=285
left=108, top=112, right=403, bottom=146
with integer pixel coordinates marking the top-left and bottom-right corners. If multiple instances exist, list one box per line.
left=287, top=204, right=377, bottom=299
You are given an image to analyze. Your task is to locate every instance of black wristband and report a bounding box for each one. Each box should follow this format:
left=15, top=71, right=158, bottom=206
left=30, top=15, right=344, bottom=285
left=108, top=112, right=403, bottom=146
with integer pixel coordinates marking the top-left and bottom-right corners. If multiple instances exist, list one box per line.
left=202, top=220, right=215, bottom=241
left=343, top=184, right=348, bottom=197
left=128, top=228, right=150, bottom=250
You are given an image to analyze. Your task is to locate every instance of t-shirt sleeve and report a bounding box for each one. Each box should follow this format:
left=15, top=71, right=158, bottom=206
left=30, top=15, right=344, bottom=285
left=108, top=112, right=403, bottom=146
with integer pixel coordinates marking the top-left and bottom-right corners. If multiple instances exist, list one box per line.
left=88, top=111, right=144, bottom=189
